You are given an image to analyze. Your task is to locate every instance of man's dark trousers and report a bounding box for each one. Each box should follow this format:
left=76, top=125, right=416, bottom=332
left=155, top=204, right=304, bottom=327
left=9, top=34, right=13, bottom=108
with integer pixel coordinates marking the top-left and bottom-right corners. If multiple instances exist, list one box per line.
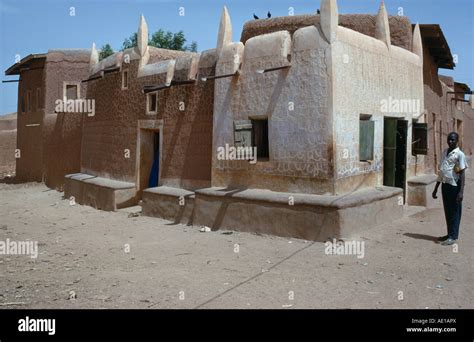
left=441, top=180, right=462, bottom=240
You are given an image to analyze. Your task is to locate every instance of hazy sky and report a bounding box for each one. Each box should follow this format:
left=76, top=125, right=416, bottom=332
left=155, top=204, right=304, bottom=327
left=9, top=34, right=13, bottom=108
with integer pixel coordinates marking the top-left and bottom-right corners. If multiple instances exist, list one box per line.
left=0, top=0, right=473, bottom=114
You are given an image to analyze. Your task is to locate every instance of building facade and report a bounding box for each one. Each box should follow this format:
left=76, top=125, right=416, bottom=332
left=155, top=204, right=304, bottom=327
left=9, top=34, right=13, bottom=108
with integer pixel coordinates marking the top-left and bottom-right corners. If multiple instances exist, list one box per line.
left=5, top=0, right=472, bottom=241
left=64, top=16, right=216, bottom=211
left=5, top=50, right=90, bottom=189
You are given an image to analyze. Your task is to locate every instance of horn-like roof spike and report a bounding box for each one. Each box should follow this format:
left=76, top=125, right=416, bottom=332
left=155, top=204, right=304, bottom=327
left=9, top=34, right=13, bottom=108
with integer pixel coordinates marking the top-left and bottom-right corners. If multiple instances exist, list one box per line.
left=412, top=23, right=423, bottom=59
left=90, top=42, right=99, bottom=66
left=320, top=0, right=338, bottom=43
left=137, top=14, right=148, bottom=57
left=375, top=1, right=391, bottom=48
left=216, top=6, right=232, bottom=56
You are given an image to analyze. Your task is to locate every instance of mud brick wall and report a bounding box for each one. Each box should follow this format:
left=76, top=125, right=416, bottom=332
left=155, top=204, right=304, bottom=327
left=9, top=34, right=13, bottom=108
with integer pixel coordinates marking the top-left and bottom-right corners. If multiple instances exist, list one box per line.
left=16, top=59, right=45, bottom=182
left=42, top=50, right=90, bottom=190
left=422, top=45, right=467, bottom=174
left=159, top=67, right=214, bottom=189
left=82, top=49, right=214, bottom=190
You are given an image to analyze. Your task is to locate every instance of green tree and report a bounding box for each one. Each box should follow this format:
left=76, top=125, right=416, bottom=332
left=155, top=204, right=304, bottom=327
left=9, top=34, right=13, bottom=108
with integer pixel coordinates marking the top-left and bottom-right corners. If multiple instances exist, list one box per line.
left=122, top=33, right=138, bottom=50
left=122, top=30, right=197, bottom=52
left=189, top=41, right=198, bottom=53
left=99, top=43, right=114, bottom=60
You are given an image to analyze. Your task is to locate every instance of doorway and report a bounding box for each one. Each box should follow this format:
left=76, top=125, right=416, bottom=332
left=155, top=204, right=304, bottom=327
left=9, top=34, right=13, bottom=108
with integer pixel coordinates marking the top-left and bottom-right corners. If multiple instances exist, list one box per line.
left=384, top=118, right=408, bottom=196
left=138, top=129, right=160, bottom=192
left=148, top=132, right=160, bottom=188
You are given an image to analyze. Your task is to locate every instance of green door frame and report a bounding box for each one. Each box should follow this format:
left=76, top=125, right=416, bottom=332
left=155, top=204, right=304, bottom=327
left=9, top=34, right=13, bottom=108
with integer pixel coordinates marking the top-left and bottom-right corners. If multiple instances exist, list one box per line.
left=383, top=118, right=408, bottom=199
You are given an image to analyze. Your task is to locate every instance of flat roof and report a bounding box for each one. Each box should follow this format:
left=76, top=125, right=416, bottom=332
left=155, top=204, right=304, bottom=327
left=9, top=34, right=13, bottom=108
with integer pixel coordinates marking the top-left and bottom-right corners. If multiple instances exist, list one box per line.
left=242, top=14, right=413, bottom=51
left=5, top=53, right=46, bottom=76
left=415, top=24, right=455, bottom=69
left=454, top=82, right=471, bottom=94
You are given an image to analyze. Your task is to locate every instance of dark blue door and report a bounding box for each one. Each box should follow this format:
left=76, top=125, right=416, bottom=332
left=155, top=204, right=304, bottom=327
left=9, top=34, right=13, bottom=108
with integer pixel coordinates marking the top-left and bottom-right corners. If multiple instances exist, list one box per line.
left=148, top=133, right=159, bottom=188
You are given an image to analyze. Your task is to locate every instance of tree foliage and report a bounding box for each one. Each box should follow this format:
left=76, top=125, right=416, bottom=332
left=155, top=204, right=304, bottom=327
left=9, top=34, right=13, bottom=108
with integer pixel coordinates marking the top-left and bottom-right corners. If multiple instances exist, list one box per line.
left=99, top=44, right=114, bottom=61
left=122, top=30, right=197, bottom=52
left=122, top=33, right=138, bottom=50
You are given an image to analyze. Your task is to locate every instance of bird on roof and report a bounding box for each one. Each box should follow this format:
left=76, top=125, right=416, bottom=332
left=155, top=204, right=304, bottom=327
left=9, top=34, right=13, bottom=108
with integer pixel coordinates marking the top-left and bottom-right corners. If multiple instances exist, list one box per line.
left=317, top=9, right=320, bottom=14
left=253, top=13, right=259, bottom=19
left=267, top=11, right=271, bottom=18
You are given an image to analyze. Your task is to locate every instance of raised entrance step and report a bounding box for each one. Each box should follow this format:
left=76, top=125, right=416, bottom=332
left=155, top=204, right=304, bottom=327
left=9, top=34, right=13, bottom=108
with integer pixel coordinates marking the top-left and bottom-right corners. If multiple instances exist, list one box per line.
left=141, top=184, right=404, bottom=241
left=141, top=186, right=195, bottom=224
left=407, top=174, right=438, bottom=208
left=192, top=186, right=404, bottom=241
left=64, top=173, right=136, bottom=211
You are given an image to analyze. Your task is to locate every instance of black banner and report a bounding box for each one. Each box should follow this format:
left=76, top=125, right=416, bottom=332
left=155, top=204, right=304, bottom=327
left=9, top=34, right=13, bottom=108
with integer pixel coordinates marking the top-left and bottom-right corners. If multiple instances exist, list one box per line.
left=0, top=309, right=472, bottom=341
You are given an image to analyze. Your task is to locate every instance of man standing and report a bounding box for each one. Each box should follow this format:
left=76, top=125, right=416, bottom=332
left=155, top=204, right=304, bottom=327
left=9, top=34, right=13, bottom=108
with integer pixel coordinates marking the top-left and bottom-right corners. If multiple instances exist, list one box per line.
left=432, top=132, right=468, bottom=245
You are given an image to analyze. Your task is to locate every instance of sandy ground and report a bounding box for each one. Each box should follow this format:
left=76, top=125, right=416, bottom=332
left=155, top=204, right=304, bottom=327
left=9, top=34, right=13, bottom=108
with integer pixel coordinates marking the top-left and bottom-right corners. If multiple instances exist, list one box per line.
left=0, top=172, right=473, bottom=309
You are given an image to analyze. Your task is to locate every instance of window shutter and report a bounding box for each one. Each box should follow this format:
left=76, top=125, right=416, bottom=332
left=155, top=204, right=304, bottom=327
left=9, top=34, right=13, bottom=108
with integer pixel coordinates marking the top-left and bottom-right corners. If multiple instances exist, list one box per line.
left=234, top=120, right=252, bottom=148
left=412, top=122, right=428, bottom=155
left=359, top=120, right=374, bottom=161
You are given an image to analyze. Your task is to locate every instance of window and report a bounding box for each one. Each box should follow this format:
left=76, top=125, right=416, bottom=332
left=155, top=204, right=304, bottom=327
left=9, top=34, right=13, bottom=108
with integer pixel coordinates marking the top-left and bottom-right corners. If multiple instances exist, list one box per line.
left=122, top=70, right=129, bottom=90
left=21, top=95, right=25, bottom=113
left=359, top=116, right=374, bottom=161
left=147, top=92, right=157, bottom=114
left=251, top=118, right=269, bottom=160
left=66, top=85, right=78, bottom=100
left=412, top=121, right=428, bottom=155
left=36, top=88, right=42, bottom=110
left=63, top=82, right=80, bottom=100
left=26, top=90, right=32, bottom=112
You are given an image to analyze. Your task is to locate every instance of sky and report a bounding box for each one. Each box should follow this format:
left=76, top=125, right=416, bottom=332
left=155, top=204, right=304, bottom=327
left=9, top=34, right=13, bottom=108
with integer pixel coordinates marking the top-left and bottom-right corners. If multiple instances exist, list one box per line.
left=0, top=0, right=473, bottom=115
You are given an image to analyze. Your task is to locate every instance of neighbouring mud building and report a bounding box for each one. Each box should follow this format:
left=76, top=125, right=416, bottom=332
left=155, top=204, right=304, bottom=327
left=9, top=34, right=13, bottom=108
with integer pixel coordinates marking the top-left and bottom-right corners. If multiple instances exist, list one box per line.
left=5, top=0, right=473, bottom=241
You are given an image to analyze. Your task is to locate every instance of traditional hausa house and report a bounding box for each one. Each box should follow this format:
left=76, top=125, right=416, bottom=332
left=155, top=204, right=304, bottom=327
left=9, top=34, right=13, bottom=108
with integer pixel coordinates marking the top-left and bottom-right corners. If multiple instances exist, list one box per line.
left=64, top=15, right=216, bottom=211
left=5, top=0, right=472, bottom=241
left=186, top=0, right=426, bottom=240
left=4, top=50, right=91, bottom=189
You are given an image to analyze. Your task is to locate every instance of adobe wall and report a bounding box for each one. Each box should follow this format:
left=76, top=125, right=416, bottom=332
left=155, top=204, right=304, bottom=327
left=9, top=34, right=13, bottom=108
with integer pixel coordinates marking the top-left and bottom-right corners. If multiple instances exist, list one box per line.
left=422, top=44, right=443, bottom=174
left=160, top=57, right=215, bottom=190
left=42, top=50, right=90, bottom=190
left=15, top=59, right=45, bottom=182
left=423, top=64, right=468, bottom=173
left=213, top=27, right=335, bottom=195
left=82, top=47, right=214, bottom=190
left=333, top=26, right=424, bottom=194
left=462, top=99, right=474, bottom=157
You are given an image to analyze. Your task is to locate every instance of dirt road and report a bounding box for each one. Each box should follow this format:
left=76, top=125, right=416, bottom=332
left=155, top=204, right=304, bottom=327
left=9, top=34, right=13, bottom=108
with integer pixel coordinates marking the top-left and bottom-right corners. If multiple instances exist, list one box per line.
left=0, top=171, right=473, bottom=309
